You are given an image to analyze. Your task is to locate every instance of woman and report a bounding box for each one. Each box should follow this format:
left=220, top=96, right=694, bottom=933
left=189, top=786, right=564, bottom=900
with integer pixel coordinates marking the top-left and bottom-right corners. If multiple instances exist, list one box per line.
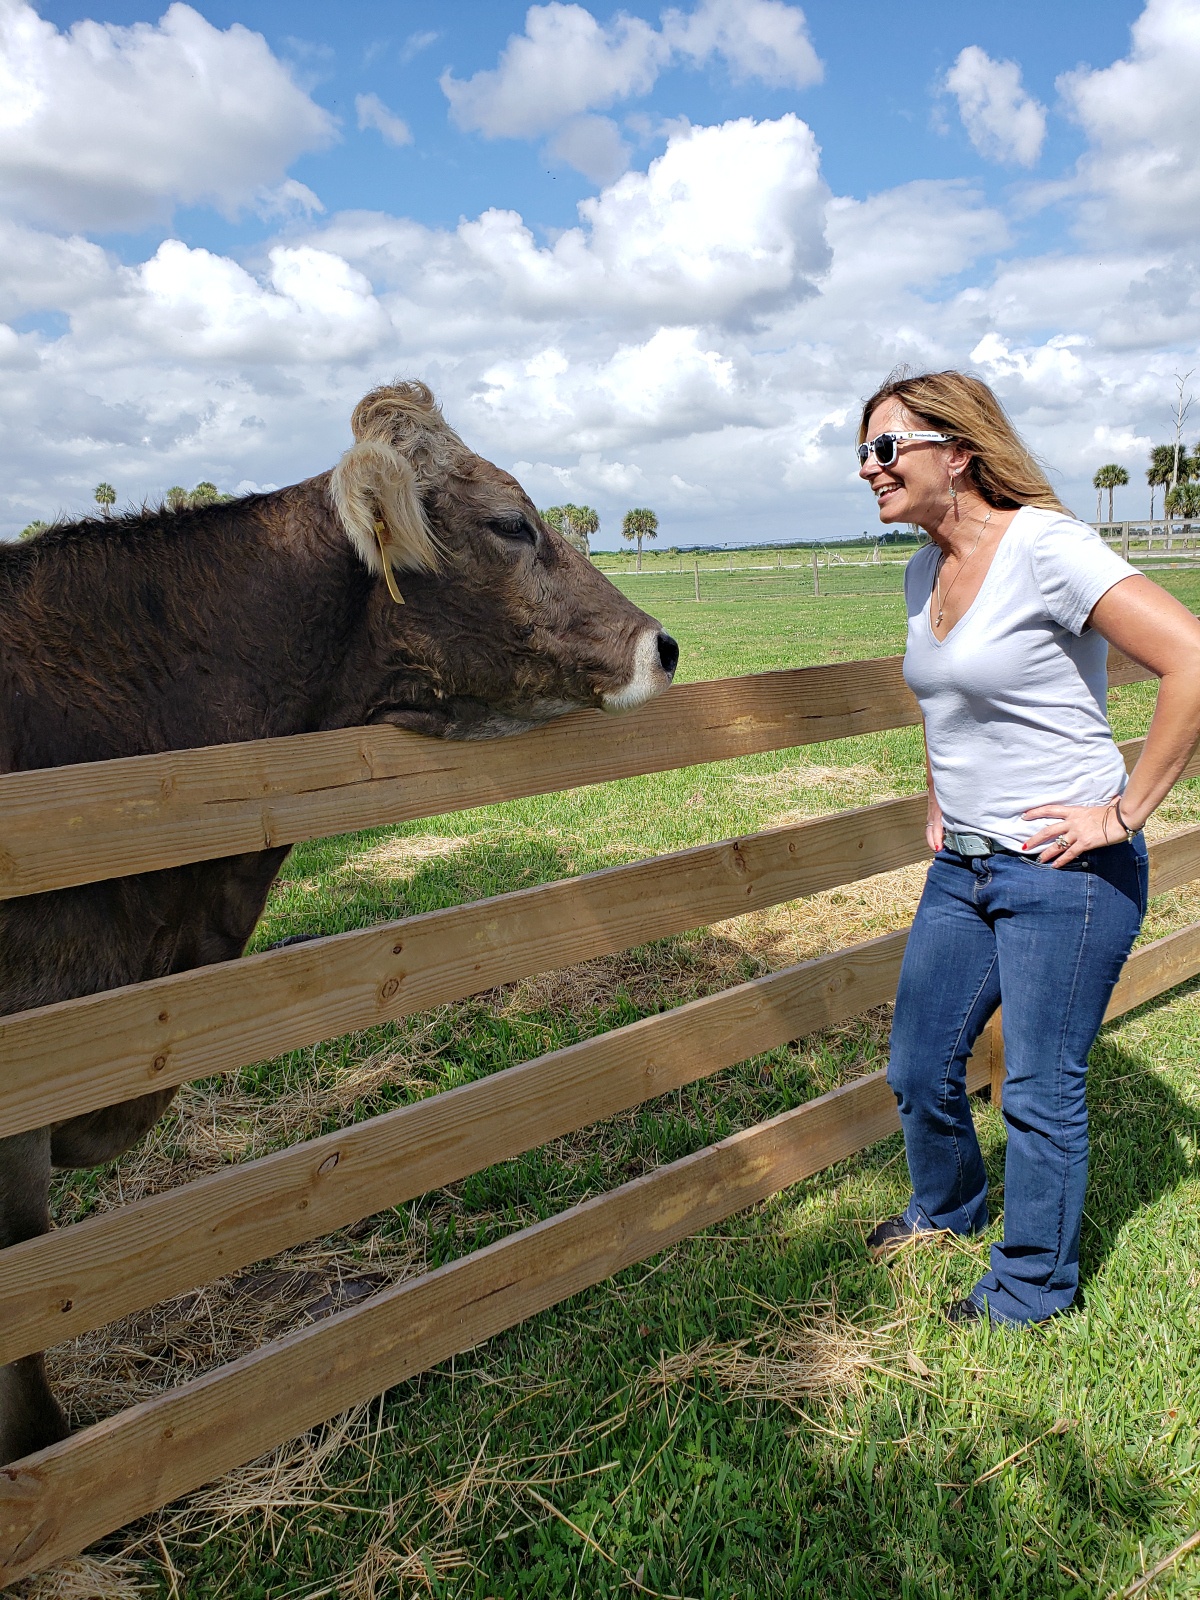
left=858, top=369, right=1200, bottom=1326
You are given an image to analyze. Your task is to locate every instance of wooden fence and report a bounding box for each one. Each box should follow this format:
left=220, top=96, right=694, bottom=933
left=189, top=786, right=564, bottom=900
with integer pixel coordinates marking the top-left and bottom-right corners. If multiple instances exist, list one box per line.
left=3, top=649, right=1200, bottom=1582
left=1094, top=521, right=1200, bottom=558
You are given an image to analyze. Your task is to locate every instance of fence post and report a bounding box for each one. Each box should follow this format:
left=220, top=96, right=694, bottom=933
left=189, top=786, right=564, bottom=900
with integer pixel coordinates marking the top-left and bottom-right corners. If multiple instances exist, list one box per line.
left=812, top=549, right=819, bottom=596
left=1122, top=522, right=1130, bottom=561
left=987, top=1012, right=1006, bottom=1108
left=693, top=559, right=701, bottom=602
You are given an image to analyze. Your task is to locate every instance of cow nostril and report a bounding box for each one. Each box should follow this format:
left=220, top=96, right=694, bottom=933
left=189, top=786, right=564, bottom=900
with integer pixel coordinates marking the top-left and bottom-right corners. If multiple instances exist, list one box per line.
left=656, top=632, right=679, bottom=678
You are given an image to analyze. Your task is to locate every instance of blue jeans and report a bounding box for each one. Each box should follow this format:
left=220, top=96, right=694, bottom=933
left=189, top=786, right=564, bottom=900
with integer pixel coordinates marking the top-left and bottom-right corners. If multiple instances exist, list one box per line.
left=887, top=837, right=1148, bottom=1324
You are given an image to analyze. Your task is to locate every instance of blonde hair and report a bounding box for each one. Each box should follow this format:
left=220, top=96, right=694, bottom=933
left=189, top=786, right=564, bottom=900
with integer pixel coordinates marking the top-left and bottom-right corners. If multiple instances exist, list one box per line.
left=858, top=369, right=1069, bottom=514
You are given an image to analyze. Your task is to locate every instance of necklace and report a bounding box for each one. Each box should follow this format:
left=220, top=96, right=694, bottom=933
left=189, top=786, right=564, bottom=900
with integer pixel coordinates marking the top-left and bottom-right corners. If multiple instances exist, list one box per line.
left=934, top=511, right=992, bottom=628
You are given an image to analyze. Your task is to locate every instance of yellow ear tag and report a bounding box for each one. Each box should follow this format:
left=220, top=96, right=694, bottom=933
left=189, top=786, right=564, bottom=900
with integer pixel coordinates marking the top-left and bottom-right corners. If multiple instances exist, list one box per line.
left=373, top=520, right=405, bottom=604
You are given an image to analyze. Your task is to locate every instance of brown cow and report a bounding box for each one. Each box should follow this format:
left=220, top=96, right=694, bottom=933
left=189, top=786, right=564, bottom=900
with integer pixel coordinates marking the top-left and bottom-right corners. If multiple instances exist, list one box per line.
left=0, top=381, right=678, bottom=1464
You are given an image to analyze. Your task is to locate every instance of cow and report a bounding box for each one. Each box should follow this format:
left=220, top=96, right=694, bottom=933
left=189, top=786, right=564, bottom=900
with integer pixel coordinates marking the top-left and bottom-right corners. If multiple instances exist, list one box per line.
left=0, top=381, right=679, bottom=1464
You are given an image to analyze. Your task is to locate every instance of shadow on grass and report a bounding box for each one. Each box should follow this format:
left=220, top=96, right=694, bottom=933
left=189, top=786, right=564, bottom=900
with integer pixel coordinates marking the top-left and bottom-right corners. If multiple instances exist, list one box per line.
left=252, top=834, right=586, bottom=949
left=1078, top=993, right=1200, bottom=1286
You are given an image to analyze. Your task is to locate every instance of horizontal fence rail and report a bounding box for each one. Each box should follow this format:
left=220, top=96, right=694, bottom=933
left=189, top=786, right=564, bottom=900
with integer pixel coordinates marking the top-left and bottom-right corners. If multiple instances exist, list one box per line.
left=0, top=652, right=1153, bottom=901
left=2, top=912, right=1198, bottom=1581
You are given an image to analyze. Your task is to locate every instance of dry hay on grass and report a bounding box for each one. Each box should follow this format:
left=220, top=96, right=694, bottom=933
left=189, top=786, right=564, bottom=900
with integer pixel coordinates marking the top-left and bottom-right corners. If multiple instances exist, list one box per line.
left=732, top=760, right=899, bottom=817
left=495, top=854, right=927, bottom=1026
left=19, top=1405, right=468, bottom=1600
left=45, top=1227, right=425, bottom=1431
left=640, top=1303, right=889, bottom=1417
left=340, top=833, right=468, bottom=881
left=50, top=1022, right=451, bottom=1224
left=5, top=1554, right=154, bottom=1600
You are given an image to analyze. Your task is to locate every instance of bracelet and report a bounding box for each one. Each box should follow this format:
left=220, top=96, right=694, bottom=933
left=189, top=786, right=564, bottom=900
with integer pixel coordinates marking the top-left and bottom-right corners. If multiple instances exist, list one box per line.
left=1114, top=796, right=1137, bottom=842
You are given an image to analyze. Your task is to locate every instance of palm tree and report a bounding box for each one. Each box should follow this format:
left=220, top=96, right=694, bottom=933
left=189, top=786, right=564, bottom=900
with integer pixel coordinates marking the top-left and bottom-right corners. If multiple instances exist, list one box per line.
left=18, top=519, right=48, bottom=541
left=1092, top=464, right=1128, bottom=525
left=1147, top=444, right=1176, bottom=521
left=541, top=504, right=599, bottom=556
left=190, top=481, right=221, bottom=506
left=93, top=482, right=116, bottom=518
left=165, top=486, right=189, bottom=513
left=570, top=504, right=599, bottom=555
left=621, top=507, right=658, bottom=572
left=1166, top=482, right=1200, bottom=520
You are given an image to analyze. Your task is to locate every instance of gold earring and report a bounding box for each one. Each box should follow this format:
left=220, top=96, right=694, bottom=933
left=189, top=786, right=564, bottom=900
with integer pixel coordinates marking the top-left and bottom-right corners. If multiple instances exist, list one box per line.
left=949, top=475, right=958, bottom=501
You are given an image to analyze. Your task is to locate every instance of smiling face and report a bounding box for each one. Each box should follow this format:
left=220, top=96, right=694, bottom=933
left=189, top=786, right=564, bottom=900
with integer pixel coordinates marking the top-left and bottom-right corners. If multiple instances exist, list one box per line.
left=858, top=397, right=966, bottom=530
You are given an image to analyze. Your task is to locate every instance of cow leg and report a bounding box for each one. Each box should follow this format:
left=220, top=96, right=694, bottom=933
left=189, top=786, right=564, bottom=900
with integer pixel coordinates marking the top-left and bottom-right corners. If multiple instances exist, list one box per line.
left=50, top=1086, right=180, bottom=1169
left=0, top=1127, right=70, bottom=1464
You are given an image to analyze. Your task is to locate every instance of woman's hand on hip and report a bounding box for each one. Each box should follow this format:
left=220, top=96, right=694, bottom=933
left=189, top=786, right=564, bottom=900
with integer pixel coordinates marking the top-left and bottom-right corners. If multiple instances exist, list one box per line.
left=1021, top=801, right=1125, bottom=867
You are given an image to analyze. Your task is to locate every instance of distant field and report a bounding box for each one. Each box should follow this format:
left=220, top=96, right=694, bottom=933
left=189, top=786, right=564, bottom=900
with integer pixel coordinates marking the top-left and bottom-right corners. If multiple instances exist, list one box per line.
left=44, top=563, right=1200, bottom=1599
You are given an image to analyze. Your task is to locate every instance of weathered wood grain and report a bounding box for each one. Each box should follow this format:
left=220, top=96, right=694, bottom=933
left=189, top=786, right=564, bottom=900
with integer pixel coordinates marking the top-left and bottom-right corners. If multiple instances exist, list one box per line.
left=0, top=651, right=1154, bottom=901
left=0, top=660, right=923, bottom=900
left=1104, top=920, right=1200, bottom=1021
left=0, top=930, right=910, bottom=1365
left=0, top=796, right=928, bottom=1140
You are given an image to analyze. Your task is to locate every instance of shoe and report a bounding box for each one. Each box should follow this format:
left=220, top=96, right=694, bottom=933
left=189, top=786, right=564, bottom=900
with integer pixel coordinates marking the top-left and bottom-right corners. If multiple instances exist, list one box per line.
left=865, top=1214, right=936, bottom=1260
left=945, top=1296, right=985, bottom=1325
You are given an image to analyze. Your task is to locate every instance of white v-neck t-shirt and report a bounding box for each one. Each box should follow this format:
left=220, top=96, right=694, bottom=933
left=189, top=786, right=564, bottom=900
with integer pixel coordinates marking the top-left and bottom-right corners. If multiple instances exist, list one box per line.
left=902, top=507, right=1138, bottom=849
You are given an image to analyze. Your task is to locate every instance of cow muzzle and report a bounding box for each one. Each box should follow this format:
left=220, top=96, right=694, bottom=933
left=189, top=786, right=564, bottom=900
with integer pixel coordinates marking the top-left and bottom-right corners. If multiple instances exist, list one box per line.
left=600, top=628, right=679, bottom=713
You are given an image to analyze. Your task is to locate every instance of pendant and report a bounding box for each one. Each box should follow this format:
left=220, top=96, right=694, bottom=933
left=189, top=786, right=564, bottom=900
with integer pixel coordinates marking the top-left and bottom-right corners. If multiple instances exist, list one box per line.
left=935, top=610, right=944, bottom=625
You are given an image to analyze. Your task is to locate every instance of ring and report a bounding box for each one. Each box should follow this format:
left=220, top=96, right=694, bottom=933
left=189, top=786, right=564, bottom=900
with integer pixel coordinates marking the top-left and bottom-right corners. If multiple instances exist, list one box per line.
left=1056, top=835, right=1069, bottom=848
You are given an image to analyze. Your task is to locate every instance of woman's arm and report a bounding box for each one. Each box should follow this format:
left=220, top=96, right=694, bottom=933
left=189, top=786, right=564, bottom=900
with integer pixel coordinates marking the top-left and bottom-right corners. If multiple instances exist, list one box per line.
left=1024, top=575, right=1200, bottom=863
left=923, top=731, right=944, bottom=853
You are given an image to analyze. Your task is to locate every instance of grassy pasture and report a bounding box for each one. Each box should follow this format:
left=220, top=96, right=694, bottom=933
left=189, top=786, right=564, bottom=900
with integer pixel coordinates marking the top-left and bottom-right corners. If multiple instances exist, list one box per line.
left=30, top=570, right=1200, bottom=1600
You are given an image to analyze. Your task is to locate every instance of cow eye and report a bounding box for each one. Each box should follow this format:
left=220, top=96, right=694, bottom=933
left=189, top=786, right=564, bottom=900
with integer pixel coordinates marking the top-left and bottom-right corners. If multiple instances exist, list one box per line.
left=489, top=514, right=537, bottom=546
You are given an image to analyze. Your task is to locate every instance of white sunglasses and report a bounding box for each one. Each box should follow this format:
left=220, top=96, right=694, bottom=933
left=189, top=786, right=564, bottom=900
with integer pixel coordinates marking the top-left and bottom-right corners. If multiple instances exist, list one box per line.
left=856, top=430, right=953, bottom=467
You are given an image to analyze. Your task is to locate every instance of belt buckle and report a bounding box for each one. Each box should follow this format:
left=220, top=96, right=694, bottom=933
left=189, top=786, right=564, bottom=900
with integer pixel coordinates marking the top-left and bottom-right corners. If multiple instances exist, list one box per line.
left=946, top=830, right=994, bottom=858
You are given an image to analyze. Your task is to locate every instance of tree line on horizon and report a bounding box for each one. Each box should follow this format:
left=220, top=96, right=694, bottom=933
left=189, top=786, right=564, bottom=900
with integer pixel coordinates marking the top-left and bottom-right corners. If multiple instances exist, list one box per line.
left=540, top=504, right=659, bottom=568
left=1092, top=440, right=1200, bottom=524
left=19, top=480, right=233, bottom=540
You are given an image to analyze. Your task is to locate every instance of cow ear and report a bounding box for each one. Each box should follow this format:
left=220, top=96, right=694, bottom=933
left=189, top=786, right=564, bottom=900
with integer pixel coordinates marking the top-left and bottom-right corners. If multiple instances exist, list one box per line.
left=330, top=439, right=441, bottom=598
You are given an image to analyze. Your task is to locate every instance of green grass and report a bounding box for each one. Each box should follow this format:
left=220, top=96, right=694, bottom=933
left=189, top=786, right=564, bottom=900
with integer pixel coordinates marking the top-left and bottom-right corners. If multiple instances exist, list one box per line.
left=57, top=574, right=1200, bottom=1599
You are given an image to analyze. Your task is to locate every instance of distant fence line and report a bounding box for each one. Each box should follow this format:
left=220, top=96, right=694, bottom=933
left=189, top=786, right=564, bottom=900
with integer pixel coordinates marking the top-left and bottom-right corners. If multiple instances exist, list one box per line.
left=2, top=646, right=1200, bottom=1580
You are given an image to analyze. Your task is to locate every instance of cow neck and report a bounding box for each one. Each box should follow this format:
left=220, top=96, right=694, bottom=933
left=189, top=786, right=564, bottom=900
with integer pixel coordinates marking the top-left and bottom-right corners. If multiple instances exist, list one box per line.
left=0, top=480, right=375, bottom=770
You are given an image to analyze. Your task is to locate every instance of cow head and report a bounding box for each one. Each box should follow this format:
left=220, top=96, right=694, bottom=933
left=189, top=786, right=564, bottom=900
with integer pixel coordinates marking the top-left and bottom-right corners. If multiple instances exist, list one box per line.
left=329, top=382, right=678, bottom=738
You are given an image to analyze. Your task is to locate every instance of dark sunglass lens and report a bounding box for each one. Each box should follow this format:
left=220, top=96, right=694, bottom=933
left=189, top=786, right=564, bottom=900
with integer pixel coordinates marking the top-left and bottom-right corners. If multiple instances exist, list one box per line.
left=856, top=443, right=869, bottom=463
left=874, top=434, right=897, bottom=466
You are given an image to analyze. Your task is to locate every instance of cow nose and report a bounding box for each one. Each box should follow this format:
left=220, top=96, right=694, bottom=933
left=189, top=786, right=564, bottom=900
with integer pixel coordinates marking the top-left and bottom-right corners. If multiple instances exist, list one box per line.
left=656, top=632, right=679, bottom=679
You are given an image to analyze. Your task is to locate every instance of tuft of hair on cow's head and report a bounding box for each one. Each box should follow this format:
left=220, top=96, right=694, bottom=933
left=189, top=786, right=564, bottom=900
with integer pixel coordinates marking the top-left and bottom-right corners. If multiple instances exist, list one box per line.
left=329, top=381, right=464, bottom=599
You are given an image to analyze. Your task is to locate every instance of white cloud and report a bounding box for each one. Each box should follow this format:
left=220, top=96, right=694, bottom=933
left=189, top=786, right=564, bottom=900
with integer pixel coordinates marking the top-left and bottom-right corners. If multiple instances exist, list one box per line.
left=400, top=29, right=438, bottom=63
left=545, top=115, right=630, bottom=185
left=474, top=326, right=764, bottom=451
left=442, top=4, right=665, bottom=140
left=944, top=45, right=1046, bottom=168
left=0, top=1, right=335, bottom=231
left=822, top=181, right=1009, bottom=301
left=456, top=116, right=830, bottom=327
left=441, top=0, right=820, bottom=146
left=663, top=0, right=821, bottom=89
left=356, top=92, right=413, bottom=147
left=1059, top=0, right=1200, bottom=245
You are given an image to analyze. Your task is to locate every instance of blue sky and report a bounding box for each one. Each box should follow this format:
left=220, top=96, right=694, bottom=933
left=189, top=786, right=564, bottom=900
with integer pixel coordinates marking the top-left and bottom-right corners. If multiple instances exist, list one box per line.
left=3, top=0, right=1198, bottom=545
